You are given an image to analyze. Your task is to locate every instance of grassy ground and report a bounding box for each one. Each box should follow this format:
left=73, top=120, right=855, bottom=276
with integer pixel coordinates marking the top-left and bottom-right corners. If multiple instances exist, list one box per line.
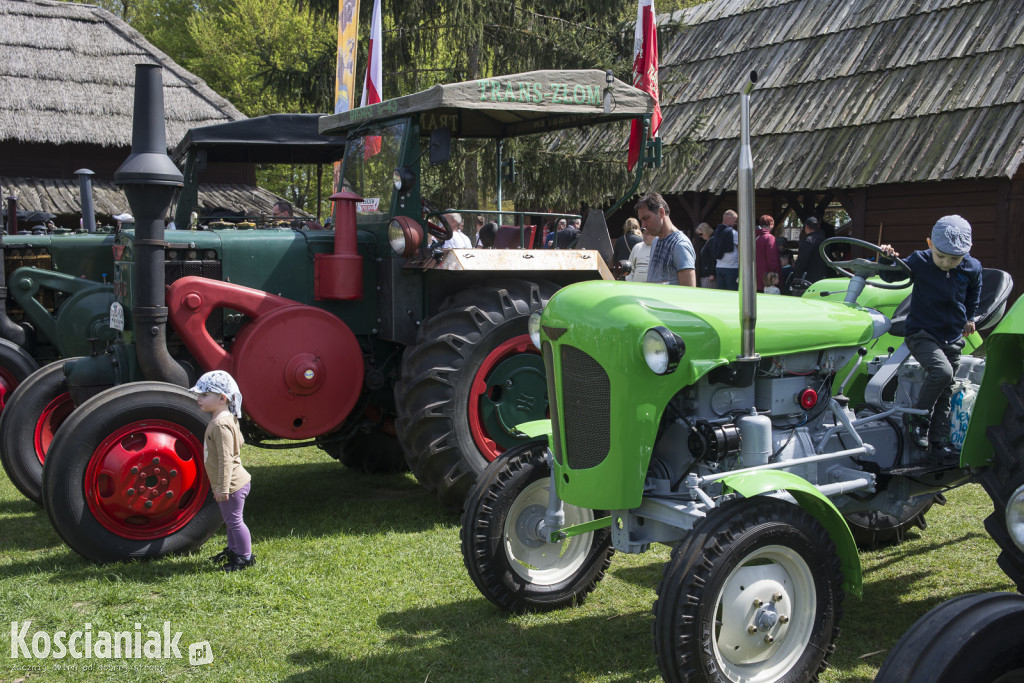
left=0, top=446, right=1015, bottom=683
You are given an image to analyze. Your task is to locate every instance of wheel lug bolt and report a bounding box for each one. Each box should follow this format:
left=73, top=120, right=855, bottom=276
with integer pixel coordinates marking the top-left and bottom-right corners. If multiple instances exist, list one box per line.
left=127, top=488, right=135, bottom=496
left=152, top=457, right=160, bottom=465
left=161, top=479, right=168, bottom=486
left=169, top=469, right=177, bottom=477
left=165, top=491, right=173, bottom=499
left=779, top=615, right=789, bottom=624
left=747, top=625, right=758, bottom=634
left=145, top=501, right=153, bottom=508
left=154, top=467, right=161, bottom=474
left=505, top=379, right=514, bottom=387
left=764, top=635, right=774, bottom=644
left=130, top=466, right=139, bottom=474
left=753, top=599, right=763, bottom=608
left=773, top=593, right=783, bottom=603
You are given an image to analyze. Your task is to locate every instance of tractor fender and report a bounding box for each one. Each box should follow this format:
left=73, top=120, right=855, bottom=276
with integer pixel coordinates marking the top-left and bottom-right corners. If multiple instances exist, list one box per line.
left=720, top=469, right=863, bottom=599
left=961, top=296, right=1024, bottom=468
left=515, top=419, right=551, bottom=441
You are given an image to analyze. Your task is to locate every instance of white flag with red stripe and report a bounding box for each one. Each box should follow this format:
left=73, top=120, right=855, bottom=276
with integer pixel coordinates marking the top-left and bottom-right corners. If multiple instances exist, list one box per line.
left=627, top=0, right=662, bottom=171
left=361, top=0, right=383, bottom=158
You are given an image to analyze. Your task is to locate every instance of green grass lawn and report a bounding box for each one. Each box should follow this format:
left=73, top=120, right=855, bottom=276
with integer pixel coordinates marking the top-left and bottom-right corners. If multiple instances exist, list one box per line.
left=0, top=446, right=1015, bottom=682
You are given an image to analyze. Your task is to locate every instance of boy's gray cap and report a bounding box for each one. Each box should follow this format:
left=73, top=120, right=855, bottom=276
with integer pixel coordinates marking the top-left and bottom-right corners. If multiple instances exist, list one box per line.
left=189, top=369, right=243, bottom=418
left=931, top=215, right=972, bottom=256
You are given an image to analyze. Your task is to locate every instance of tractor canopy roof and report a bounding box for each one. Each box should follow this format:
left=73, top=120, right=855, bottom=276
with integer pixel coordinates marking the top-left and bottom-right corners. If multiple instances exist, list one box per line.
left=318, top=69, right=655, bottom=139
left=172, top=114, right=346, bottom=165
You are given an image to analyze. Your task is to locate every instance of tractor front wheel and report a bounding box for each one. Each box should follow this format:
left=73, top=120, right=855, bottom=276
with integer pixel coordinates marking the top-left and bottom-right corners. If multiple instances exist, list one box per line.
left=653, top=497, right=843, bottom=683
left=843, top=495, right=937, bottom=549
left=460, top=440, right=613, bottom=613
left=396, top=281, right=556, bottom=510
left=876, top=592, right=1024, bottom=682
left=0, top=359, right=76, bottom=504
left=42, top=382, right=220, bottom=562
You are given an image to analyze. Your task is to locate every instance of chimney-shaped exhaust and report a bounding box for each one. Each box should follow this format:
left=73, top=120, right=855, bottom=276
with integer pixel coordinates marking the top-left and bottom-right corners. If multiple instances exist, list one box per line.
left=738, top=71, right=759, bottom=362
left=114, top=63, right=188, bottom=387
left=75, top=169, right=97, bottom=233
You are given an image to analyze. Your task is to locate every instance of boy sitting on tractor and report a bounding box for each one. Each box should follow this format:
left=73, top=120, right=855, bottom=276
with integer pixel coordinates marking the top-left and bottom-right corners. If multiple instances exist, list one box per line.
left=880, top=215, right=982, bottom=463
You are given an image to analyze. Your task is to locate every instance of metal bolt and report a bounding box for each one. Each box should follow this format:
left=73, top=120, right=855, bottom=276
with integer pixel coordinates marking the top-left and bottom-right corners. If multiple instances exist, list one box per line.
left=161, top=479, right=168, bottom=486
left=779, top=615, right=789, bottom=624
left=773, top=593, right=783, bottom=603
left=505, top=379, right=514, bottom=387
left=165, top=491, right=173, bottom=498
left=144, top=501, right=153, bottom=508
left=169, top=469, right=177, bottom=478
left=130, top=466, right=139, bottom=474
left=747, top=625, right=758, bottom=634
left=764, top=635, right=774, bottom=644
left=753, top=599, right=763, bottom=608
left=154, top=467, right=161, bottom=474
left=127, top=488, right=135, bottom=496
left=152, top=457, right=160, bottom=465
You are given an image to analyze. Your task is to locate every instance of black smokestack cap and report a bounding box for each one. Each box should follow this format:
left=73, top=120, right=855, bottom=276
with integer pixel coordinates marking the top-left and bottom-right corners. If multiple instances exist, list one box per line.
left=114, top=64, right=183, bottom=187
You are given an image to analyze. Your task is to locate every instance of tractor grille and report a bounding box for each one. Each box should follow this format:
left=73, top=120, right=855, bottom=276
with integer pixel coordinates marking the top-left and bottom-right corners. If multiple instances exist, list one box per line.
left=542, top=342, right=563, bottom=465
left=165, top=259, right=224, bottom=340
left=559, top=344, right=610, bottom=470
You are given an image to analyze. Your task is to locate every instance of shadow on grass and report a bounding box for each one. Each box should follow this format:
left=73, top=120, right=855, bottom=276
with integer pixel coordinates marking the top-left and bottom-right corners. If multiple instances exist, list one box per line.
left=0, top=496, right=41, bottom=514
left=283, top=601, right=661, bottom=682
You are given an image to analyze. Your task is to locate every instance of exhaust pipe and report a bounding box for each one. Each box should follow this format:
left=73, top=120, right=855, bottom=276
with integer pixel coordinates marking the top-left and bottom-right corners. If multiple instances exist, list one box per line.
left=75, top=169, right=97, bottom=233
left=738, top=71, right=759, bottom=362
left=114, top=63, right=188, bottom=387
left=6, top=196, right=17, bottom=234
left=314, top=189, right=363, bottom=300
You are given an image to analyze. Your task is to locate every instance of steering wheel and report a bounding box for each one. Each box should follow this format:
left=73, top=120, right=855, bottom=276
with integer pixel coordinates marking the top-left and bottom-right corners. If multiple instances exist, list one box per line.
left=421, top=198, right=453, bottom=242
left=820, top=236, right=913, bottom=290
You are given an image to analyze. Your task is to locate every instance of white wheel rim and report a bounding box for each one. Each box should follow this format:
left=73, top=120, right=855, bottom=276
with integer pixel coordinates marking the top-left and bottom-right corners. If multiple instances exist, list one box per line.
left=711, top=544, right=817, bottom=683
left=503, top=478, right=594, bottom=585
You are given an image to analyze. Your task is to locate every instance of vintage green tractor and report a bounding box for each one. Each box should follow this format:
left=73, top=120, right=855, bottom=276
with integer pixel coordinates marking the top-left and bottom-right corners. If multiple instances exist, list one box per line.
left=33, top=64, right=659, bottom=562
left=459, top=72, right=1019, bottom=682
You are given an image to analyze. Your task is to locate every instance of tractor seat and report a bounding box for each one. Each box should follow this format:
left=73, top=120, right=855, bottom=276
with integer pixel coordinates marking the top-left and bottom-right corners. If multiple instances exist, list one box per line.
left=888, top=268, right=1013, bottom=337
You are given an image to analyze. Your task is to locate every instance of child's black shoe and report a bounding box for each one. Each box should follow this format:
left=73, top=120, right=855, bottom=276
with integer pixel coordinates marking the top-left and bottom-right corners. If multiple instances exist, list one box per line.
left=903, top=413, right=929, bottom=449
left=210, top=546, right=235, bottom=564
left=223, top=552, right=256, bottom=573
left=928, top=441, right=960, bottom=466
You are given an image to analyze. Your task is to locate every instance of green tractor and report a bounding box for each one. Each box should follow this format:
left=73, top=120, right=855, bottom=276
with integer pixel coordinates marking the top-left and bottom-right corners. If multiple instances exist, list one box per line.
left=459, top=71, right=1019, bottom=682
left=32, top=65, right=659, bottom=561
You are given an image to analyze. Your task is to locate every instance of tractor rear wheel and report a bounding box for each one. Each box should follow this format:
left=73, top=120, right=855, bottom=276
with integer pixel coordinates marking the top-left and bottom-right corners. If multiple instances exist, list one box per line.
left=653, top=497, right=843, bottom=683
left=460, top=440, right=613, bottom=613
left=843, top=495, right=937, bottom=549
left=42, top=382, right=220, bottom=562
left=981, top=375, right=1024, bottom=590
left=396, top=280, right=556, bottom=510
left=0, top=359, right=76, bottom=504
left=333, top=428, right=408, bottom=474
left=875, top=592, right=1024, bottom=682
left=0, top=338, right=39, bottom=416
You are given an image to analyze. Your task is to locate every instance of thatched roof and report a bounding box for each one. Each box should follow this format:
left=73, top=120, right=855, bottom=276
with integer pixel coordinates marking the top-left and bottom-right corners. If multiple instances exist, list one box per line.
left=0, top=0, right=244, bottom=148
left=640, top=0, right=1024, bottom=193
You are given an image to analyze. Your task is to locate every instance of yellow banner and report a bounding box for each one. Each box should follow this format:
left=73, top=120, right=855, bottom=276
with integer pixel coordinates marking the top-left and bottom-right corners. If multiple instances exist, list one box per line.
left=334, top=0, right=360, bottom=114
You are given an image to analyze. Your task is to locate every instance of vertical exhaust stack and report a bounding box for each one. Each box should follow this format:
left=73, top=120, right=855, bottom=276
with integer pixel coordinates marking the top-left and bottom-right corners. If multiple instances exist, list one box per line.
left=114, top=63, right=188, bottom=387
left=6, top=196, right=17, bottom=234
left=738, top=70, right=759, bottom=362
left=0, top=196, right=29, bottom=348
left=75, top=169, right=97, bottom=233
left=314, top=189, right=363, bottom=300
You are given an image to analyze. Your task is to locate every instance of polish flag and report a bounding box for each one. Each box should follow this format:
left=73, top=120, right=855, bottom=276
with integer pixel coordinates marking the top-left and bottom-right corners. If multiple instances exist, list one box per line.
left=627, top=0, right=662, bottom=171
left=361, top=0, right=382, bottom=158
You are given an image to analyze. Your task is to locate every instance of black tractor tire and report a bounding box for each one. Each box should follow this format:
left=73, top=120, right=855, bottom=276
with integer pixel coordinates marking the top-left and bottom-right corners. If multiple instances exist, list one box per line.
left=460, top=440, right=614, bottom=613
left=843, top=495, right=938, bottom=549
left=653, top=496, right=844, bottom=683
left=0, top=338, right=39, bottom=413
left=0, top=359, right=76, bottom=504
left=875, top=592, right=1024, bottom=683
left=337, top=428, right=409, bottom=474
left=42, top=382, right=221, bottom=563
left=981, top=376, right=1024, bottom=590
left=396, top=280, right=557, bottom=511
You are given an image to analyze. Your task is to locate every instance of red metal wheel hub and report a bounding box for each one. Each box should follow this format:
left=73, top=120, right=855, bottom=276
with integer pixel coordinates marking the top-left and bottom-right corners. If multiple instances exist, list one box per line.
left=33, top=391, right=74, bottom=465
left=84, top=420, right=208, bottom=540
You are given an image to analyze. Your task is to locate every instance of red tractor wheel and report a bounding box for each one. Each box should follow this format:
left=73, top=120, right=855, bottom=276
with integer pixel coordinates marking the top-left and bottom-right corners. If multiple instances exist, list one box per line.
left=42, top=382, right=220, bottom=562
left=0, top=359, right=76, bottom=504
left=396, top=281, right=556, bottom=510
left=0, top=338, right=39, bottom=415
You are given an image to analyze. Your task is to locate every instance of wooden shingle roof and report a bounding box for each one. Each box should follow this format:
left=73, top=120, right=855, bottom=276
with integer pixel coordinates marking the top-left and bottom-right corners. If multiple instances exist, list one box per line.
left=647, top=0, right=1024, bottom=193
left=0, top=0, right=244, bottom=148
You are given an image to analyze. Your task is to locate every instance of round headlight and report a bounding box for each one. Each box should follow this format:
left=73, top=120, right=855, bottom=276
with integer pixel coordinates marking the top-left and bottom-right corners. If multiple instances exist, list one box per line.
left=1006, top=483, right=1024, bottom=552
left=642, top=326, right=684, bottom=375
left=392, top=169, right=402, bottom=191
left=528, top=311, right=543, bottom=349
left=393, top=166, right=416, bottom=194
left=388, top=216, right=423, bottom=258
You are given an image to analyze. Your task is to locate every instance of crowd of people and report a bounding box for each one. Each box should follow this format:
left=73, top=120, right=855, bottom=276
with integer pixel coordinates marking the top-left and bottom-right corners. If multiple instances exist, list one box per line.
left=616, top=192, right=839, bottom=294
